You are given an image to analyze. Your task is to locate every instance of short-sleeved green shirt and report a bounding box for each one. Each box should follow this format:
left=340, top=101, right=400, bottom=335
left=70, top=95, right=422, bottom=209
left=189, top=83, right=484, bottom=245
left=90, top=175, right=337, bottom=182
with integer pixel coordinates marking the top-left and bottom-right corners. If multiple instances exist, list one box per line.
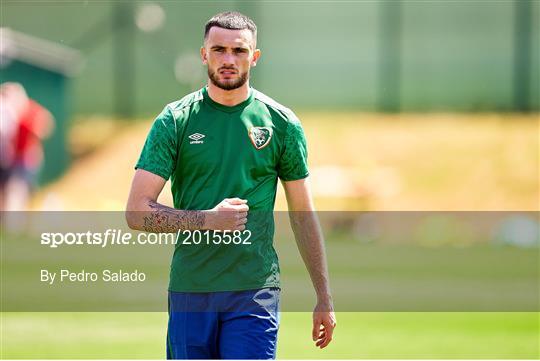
left=136, top=86, right=309, bottom=292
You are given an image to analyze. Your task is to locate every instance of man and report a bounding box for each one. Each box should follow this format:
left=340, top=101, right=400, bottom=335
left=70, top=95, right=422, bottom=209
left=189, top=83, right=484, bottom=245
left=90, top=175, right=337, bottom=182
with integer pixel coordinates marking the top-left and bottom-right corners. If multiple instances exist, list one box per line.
left=0, top=82, right=54, bottom=211
left=126, top=11, right=335, bottom=359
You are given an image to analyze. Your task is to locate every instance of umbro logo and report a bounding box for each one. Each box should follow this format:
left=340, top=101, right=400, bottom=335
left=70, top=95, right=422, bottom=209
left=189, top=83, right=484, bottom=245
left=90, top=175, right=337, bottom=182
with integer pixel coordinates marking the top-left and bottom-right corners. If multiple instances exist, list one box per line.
left=189, top=133, right=205, bottom=144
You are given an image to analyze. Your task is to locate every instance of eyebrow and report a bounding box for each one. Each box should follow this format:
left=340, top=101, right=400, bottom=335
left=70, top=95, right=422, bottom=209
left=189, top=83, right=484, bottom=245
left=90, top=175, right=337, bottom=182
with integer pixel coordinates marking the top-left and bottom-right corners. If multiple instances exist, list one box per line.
left=210, top=45, right=250, bottom=51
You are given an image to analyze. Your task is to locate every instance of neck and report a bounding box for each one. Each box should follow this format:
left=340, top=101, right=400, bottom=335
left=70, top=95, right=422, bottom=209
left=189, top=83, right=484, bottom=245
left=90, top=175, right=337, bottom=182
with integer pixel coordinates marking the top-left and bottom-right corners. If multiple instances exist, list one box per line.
left=206, top=81, right=250, bottom=106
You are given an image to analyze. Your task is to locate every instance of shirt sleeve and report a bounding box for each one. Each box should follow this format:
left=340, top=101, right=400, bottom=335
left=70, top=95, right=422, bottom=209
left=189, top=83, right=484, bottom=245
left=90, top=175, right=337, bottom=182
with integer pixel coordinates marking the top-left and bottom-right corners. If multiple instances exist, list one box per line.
left=277, top=118, right=309, bottom=181
left=135, top=106, right=177, bottom=180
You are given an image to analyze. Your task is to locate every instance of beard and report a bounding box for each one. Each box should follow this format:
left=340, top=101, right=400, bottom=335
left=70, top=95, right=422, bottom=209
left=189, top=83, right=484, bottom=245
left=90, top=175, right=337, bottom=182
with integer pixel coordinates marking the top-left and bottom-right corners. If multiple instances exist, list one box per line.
left=208, top=67, right=249, bottom=91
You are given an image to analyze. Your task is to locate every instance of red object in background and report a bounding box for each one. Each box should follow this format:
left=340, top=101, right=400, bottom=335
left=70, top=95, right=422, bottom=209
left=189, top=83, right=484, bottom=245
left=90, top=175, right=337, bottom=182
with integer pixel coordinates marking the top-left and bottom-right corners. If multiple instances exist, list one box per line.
left=13, top=99, right=53, bottom=171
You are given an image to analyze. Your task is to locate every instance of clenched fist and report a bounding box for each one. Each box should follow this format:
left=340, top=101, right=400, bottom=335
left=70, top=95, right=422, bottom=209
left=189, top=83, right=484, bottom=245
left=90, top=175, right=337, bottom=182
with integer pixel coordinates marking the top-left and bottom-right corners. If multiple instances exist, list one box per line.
left=203, top=198, right=249, bottom=231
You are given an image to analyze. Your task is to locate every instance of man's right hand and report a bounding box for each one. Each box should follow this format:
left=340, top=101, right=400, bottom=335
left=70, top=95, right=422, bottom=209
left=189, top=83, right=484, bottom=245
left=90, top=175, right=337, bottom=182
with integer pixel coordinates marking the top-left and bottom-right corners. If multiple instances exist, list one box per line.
left=204, top=198, right=249, bottom=231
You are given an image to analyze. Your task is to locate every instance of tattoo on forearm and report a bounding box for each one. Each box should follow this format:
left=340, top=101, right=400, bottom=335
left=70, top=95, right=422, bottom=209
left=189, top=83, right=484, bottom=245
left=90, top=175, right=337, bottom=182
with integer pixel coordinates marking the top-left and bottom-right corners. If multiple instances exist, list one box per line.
left=142, top=200, right=205, bottom=232
left=290, top=211, right=332, bottom=301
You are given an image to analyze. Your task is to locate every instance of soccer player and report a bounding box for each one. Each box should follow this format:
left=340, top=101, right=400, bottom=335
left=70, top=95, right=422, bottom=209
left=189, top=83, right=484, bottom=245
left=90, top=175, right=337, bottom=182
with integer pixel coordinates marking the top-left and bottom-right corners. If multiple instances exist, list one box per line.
left=126, top=11, right=336, bottom=359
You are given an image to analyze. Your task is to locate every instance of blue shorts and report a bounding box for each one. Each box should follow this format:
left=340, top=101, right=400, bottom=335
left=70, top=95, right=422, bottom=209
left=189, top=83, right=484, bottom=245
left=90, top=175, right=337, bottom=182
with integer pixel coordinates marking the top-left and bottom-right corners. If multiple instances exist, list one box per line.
left=167, top=288, right=280, bottom=359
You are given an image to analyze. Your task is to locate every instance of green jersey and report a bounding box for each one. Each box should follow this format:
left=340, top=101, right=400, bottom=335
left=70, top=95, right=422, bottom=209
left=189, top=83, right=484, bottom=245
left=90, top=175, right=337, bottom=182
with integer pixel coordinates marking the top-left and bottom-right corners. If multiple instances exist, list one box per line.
left=135, top=86, right=309, bottom=292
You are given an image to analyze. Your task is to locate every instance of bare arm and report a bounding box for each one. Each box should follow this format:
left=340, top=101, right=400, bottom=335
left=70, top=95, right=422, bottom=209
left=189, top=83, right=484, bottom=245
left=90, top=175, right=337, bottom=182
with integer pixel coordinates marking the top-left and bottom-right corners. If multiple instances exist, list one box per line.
left=126, top=169, right=248, bottom=233
left=281, top=177, right=336, bottom=349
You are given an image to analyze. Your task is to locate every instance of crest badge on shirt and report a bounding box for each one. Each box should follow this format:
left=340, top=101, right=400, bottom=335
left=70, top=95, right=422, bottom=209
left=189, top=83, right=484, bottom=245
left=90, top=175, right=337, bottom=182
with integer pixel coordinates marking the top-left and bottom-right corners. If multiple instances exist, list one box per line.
left=248, top=127, right=273, bottom=150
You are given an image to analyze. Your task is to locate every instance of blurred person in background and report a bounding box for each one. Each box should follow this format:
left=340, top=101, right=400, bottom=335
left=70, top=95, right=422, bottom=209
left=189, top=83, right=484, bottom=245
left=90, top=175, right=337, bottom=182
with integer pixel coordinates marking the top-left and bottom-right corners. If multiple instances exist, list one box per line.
left=0, top=82, right=54, bottom=211
left=0, top=82, right=21, bottom=209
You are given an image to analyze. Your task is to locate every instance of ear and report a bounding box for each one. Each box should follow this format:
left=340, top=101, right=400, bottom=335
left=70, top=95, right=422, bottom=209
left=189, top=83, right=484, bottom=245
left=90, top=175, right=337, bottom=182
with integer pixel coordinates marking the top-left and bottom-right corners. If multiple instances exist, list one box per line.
left=251, top=49, right=261, bottom=67
left=200, top=46, right=208, bottom=65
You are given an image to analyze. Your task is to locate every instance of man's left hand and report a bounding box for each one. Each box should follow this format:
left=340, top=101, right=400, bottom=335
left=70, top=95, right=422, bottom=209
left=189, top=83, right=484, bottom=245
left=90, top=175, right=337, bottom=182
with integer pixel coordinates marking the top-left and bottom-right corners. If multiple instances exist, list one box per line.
left=312, top=301, right=337, bottom=349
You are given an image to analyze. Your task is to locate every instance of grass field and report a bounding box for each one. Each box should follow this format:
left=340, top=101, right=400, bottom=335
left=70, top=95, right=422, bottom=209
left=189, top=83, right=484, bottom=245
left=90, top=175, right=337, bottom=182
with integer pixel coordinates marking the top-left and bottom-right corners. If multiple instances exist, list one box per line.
left=2, top=233, right=538, bottom=358
left=2, top=312, right=538, bottom=359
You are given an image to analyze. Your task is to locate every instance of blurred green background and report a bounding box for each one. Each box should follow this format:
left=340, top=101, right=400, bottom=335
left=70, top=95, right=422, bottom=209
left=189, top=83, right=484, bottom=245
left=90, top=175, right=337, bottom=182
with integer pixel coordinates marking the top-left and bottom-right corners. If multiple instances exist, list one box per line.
left=2, top=0, right=539, bottom=182
left=1, top=0, right=539, bottom=359
left=2, top=0, right=539, bottom=116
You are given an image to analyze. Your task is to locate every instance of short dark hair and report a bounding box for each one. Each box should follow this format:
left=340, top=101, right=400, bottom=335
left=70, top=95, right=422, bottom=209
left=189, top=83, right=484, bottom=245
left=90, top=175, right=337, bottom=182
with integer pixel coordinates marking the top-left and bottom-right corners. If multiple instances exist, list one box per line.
left=204, top=11, right=257, bottom=40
